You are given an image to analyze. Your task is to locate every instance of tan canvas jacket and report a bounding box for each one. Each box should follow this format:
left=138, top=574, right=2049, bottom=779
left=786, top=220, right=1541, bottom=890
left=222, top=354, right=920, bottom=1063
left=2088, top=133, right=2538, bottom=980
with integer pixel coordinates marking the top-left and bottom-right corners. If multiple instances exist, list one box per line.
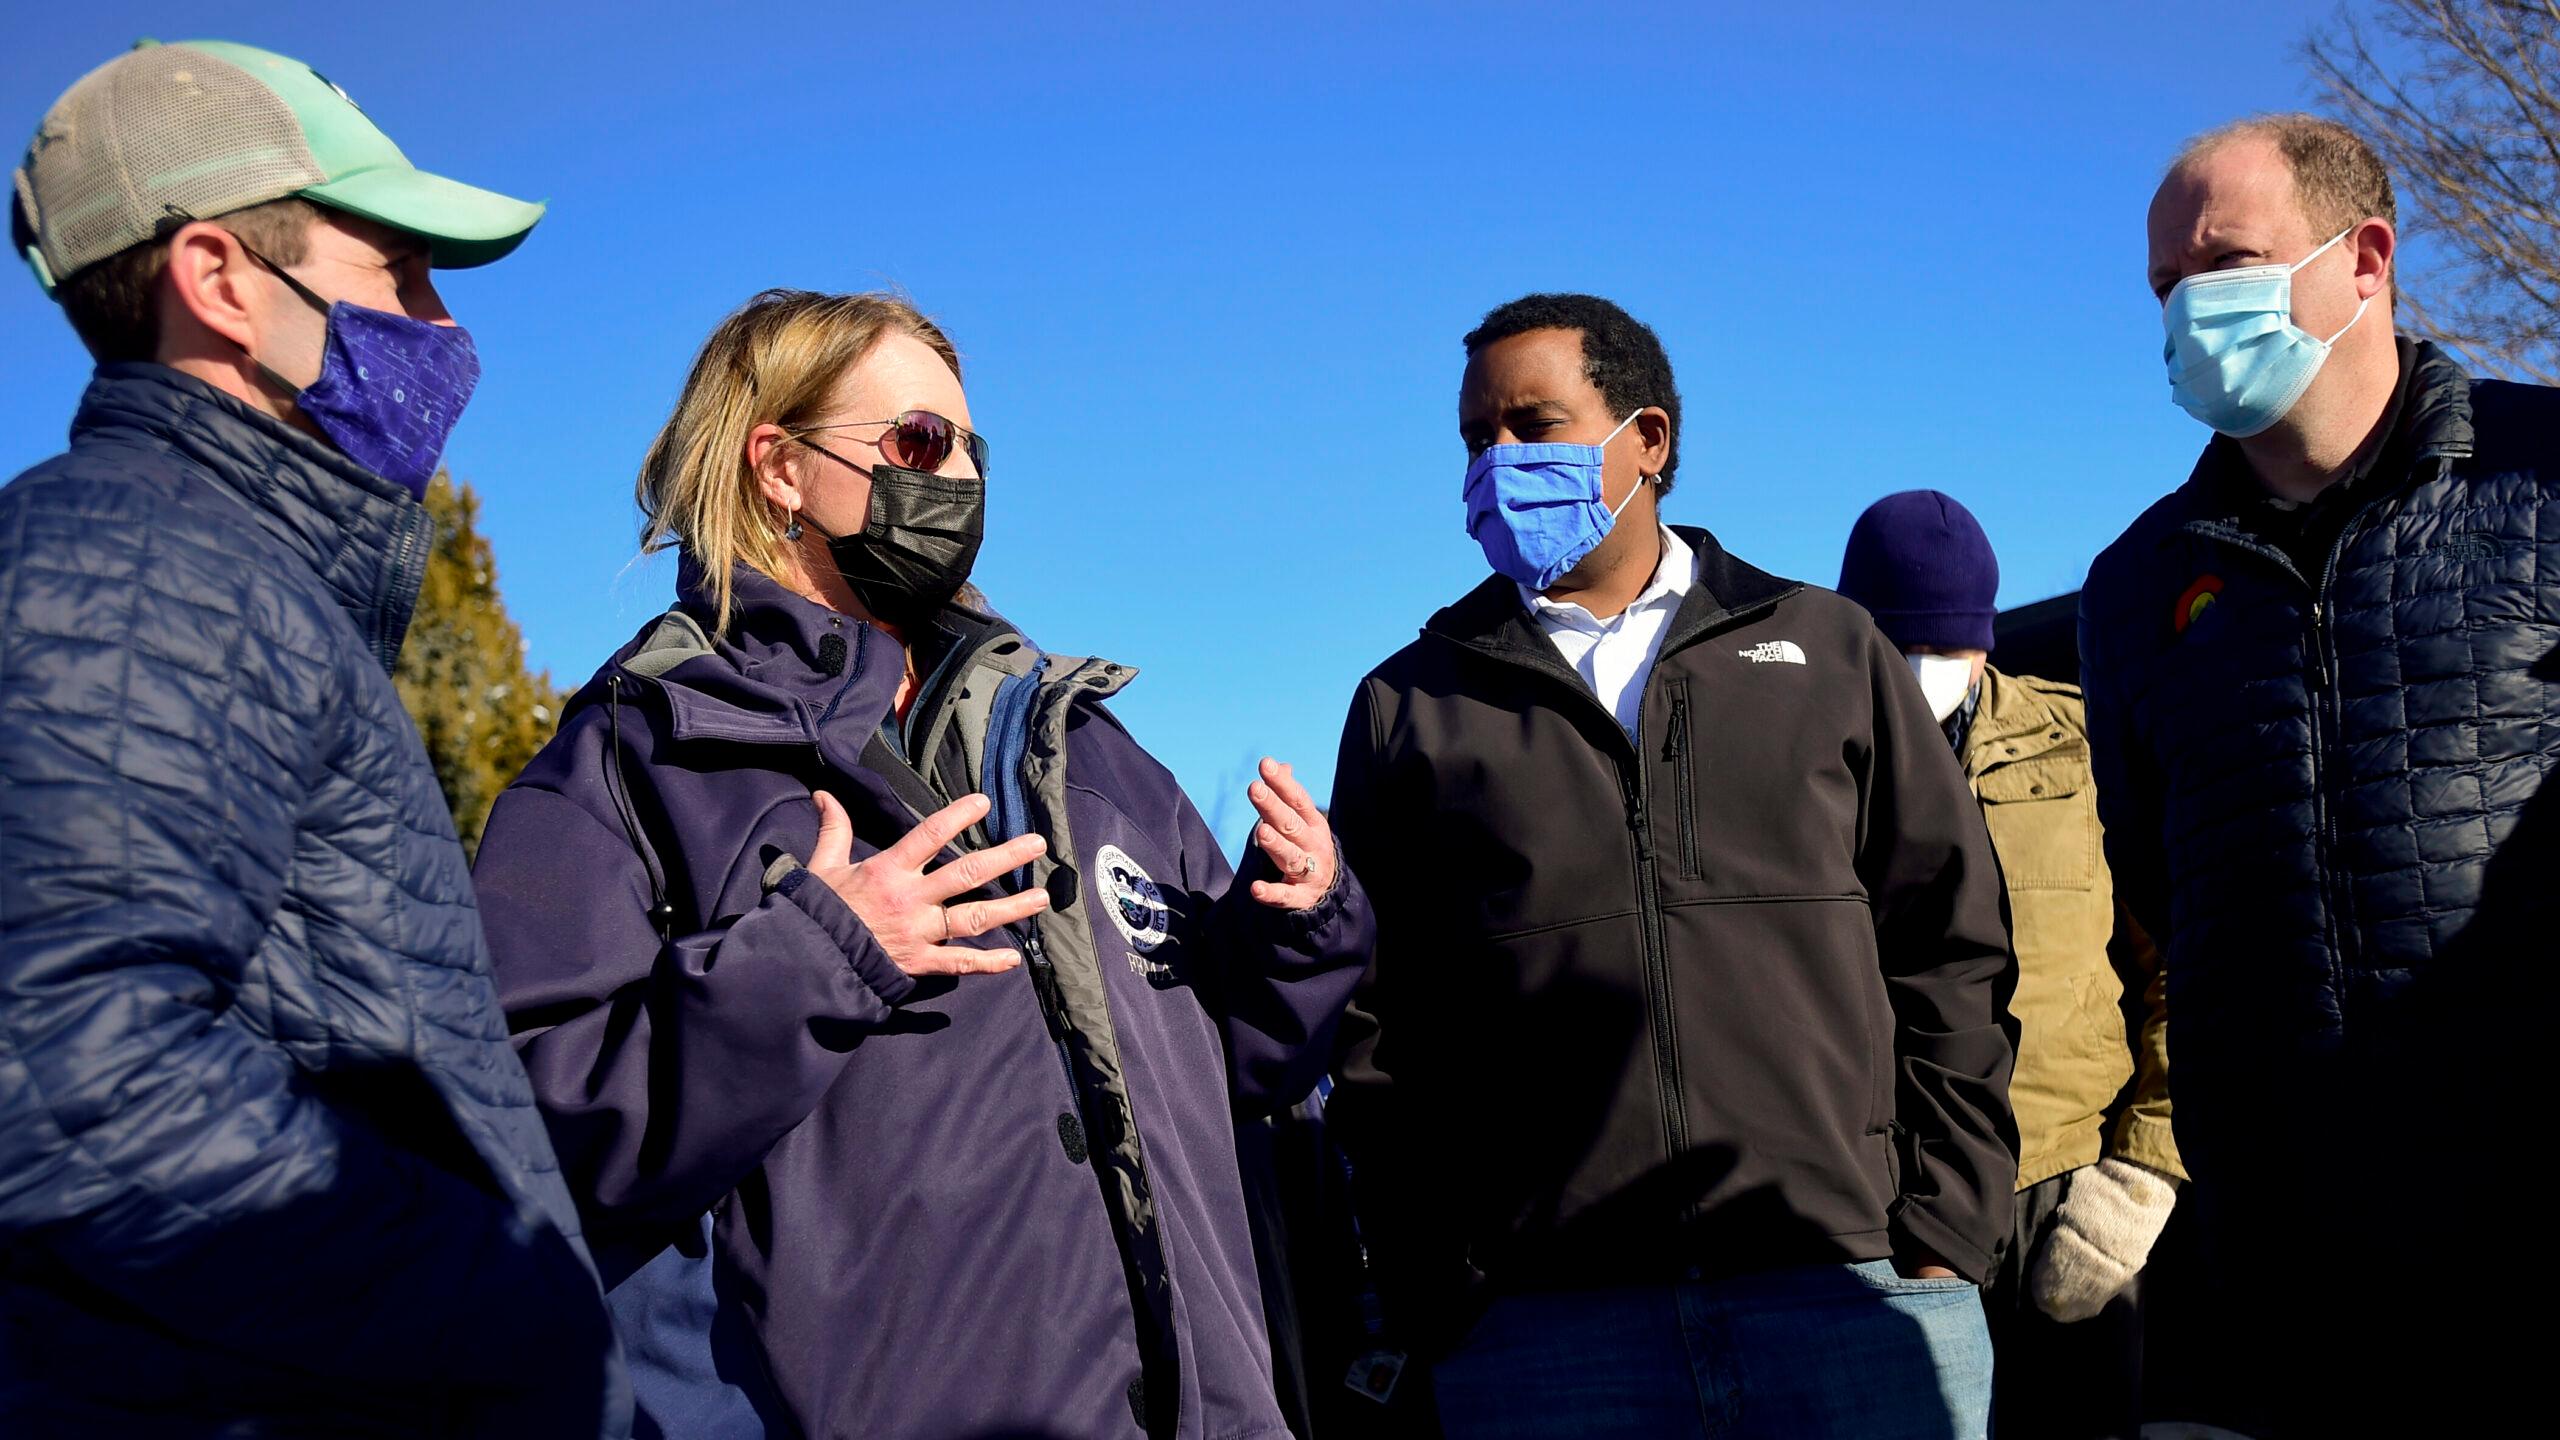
left=1963, top=666, right=2180, bottom=1188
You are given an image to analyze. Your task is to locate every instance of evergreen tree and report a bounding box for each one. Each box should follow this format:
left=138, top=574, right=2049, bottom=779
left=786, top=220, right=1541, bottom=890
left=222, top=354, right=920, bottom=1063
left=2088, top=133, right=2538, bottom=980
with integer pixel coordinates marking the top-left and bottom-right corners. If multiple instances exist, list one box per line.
left=394, top=471, right=564, bottom=858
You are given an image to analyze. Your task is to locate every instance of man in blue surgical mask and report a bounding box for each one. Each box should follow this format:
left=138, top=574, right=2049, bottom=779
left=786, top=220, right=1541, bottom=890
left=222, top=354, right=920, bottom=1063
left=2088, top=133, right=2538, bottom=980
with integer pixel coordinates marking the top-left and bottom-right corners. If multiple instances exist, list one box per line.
left=2080, top=114, right=2553, bottom=1434
left=1324, top=293, right=2018, bottom=1439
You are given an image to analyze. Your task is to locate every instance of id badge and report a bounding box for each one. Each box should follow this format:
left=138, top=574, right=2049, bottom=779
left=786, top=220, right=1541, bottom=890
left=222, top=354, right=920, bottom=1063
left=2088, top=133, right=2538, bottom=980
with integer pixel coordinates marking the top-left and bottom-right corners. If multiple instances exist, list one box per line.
left=1343, top=1347, right=1407, bottom=1405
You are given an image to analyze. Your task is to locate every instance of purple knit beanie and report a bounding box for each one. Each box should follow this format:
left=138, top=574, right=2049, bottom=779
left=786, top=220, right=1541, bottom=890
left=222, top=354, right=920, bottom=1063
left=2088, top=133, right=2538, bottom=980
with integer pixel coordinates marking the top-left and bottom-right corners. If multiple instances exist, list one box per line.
left=1836, top=490, right=2000, bottom=652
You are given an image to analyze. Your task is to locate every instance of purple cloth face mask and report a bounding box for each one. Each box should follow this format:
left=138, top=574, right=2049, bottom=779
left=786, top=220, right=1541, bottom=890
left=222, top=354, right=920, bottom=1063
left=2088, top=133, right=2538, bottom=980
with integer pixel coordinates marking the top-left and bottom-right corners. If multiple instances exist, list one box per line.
left=241, top=245, right=480, bottom=498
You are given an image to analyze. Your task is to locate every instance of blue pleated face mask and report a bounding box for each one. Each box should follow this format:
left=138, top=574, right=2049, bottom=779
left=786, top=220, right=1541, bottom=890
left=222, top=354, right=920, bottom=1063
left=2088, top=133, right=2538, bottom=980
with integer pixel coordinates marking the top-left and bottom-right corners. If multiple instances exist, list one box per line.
left=2163, top=225, right=2371, bottom=438
left=1464, top=409, right=1646, bottom=591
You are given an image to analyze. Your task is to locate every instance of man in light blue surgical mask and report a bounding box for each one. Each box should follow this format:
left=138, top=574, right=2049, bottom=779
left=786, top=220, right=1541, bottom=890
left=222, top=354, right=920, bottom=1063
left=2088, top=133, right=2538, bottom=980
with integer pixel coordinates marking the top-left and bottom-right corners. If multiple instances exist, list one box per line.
left=1325, top=293, right=2017, bottom=1439
left=2080, top=114, right=2555, bottom=1435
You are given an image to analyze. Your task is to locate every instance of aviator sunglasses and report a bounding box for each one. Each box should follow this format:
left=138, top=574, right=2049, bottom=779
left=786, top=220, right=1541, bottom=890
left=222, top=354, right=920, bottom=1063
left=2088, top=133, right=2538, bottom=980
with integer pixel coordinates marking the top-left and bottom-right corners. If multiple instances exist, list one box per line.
left=788, top=410, right=989, bottom=478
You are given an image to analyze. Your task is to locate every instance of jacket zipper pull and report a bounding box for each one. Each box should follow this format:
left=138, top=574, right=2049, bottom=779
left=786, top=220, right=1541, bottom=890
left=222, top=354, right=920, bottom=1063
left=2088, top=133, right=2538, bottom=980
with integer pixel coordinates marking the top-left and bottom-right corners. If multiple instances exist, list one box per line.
left=1022, top=921, right=1064, bottom=1033
left=1664, top=700, right=1688, bottom=763
left=2308, top=602, right=2332, bottom=693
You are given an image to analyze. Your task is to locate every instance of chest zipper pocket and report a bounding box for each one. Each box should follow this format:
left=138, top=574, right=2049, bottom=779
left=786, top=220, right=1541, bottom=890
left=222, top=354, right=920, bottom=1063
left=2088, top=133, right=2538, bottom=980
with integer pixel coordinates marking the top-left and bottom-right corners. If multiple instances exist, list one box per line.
left=1666, top=685, right=1701, bottom=880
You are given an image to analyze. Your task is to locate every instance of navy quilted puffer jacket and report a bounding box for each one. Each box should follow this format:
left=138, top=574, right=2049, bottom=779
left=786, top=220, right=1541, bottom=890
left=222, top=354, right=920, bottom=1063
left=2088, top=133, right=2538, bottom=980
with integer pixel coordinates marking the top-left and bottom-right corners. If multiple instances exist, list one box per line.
left=0, top=365, right=628, bottom=1437
left=2080, top=340, right=2553, bottom=1215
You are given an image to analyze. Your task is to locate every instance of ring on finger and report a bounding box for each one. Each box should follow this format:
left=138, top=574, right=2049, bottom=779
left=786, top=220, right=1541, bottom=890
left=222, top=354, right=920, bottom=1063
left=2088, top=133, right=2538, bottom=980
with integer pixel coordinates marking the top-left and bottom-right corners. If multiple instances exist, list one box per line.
left=1291, top=852, right=1316, bottom=879
left=937, top=906, right=952, bottom=942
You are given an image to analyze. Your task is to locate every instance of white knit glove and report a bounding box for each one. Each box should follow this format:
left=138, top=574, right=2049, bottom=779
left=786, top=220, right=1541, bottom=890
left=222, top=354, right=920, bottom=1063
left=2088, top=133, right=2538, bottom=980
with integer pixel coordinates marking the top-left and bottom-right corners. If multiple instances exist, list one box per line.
left=2028, top=1158, right=2179, bottom=1323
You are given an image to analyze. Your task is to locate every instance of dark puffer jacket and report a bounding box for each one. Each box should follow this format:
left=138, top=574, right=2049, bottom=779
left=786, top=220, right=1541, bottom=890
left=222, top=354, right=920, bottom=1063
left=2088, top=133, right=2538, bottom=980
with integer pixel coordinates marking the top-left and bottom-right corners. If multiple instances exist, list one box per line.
left=0, top=365, right=626, bottom=1437
left=2080, top=339, right=2554, bottom=1222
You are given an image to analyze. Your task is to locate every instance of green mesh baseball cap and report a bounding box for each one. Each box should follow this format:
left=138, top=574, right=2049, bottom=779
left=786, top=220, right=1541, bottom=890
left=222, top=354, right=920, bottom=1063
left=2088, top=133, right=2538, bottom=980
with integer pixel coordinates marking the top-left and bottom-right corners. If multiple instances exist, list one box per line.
left=11, top=38, right=545, bottom=297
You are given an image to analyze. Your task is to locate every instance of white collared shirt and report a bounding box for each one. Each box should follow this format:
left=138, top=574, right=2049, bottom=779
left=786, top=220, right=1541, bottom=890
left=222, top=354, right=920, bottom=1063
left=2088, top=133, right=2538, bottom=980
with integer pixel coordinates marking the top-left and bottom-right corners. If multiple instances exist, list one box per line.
left=1519, top=526, right=1696, bottom=737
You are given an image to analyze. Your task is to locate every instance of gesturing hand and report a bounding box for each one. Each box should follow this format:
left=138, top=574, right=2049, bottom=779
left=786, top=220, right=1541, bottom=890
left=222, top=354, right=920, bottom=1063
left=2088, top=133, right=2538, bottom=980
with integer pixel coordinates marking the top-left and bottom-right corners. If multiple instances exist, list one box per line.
left=1245, top=757, right=1337, bottom=911
left=807, top=790, right=1049, bottom=976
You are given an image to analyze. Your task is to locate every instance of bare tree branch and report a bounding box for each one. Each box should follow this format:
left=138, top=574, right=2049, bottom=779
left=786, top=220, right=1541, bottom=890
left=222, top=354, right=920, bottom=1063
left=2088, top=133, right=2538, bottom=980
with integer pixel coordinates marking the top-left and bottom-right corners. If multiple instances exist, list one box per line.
left=2304, top=0, right=2560, bottom=384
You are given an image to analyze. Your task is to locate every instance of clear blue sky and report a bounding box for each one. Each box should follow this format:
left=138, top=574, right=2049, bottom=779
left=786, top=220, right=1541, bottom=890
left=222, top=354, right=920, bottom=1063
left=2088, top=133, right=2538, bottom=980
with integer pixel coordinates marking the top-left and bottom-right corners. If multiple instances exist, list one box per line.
left=2, top=1, right=2387, bottom=842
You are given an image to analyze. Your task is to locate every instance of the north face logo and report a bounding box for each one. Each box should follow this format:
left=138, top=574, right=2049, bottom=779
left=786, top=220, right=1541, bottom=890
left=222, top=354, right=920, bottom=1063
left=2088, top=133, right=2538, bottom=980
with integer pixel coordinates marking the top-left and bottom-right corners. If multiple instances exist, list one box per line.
left=1739, top=640, right=1807, bottom=665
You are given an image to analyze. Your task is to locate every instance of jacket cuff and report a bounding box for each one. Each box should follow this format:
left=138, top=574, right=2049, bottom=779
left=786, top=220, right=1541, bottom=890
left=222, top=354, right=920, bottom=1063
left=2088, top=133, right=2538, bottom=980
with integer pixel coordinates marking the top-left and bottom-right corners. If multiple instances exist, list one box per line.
left=773, top=866, right=917, bottom=1007
left=1236, top=841, right=1363, bottom=951
left=2106, top=1111, right=2187, bottom=1183
left=1888, top=1198, right=1997, bottom=1285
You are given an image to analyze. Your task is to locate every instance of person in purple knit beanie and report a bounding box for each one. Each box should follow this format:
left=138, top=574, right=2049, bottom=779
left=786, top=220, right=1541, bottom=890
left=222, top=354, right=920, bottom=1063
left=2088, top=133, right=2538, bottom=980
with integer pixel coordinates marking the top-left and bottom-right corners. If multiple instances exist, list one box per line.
left=1840, top=490, right=2184, bottom=1440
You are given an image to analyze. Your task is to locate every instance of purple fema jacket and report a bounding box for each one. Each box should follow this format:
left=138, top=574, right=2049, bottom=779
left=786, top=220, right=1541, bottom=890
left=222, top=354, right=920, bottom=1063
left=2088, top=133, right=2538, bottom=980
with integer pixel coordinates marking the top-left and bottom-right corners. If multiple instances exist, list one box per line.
left=471, top=563, right=1372, bottom=1440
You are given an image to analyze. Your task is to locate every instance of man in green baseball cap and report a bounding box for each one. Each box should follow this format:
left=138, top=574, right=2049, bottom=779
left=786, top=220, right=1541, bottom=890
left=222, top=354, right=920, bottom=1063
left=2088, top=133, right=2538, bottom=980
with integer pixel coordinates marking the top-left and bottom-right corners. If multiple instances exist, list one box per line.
left=12, top=38, right=541, bottom=494
left=0, top=40, right=627, bottom=1437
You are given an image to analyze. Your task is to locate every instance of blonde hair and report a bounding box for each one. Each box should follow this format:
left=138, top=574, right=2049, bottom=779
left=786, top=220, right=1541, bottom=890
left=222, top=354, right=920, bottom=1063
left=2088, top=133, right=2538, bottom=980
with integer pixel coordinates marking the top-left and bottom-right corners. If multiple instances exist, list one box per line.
left=637, top=288, right=962, bottom=634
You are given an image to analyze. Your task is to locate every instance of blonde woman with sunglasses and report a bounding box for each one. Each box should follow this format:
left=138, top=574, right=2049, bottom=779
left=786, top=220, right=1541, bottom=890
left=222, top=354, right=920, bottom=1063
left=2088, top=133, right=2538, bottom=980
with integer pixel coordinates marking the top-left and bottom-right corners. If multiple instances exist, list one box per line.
left=472, top=289, right=1373, bottom=1440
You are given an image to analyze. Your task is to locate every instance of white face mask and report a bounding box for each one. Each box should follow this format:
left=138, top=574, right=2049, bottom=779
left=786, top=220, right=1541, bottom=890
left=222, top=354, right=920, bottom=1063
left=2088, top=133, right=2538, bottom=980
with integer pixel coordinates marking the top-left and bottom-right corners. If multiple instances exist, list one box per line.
left=1908, top=654, right=1976, bottom=723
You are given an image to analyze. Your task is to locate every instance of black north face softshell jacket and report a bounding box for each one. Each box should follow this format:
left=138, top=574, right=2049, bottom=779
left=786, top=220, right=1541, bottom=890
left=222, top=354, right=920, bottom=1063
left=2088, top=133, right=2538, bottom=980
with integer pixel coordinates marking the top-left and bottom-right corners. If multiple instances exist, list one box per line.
left=1326, top=526, right=2018, bottom=1347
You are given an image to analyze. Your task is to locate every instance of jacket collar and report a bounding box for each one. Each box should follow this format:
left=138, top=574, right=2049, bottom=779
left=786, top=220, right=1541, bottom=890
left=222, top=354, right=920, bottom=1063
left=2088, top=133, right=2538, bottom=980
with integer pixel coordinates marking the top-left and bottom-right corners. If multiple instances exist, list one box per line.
left=2392, top=337, right=2477, bottom=464
left=1518, top=524, right=1695, bottom=625
left=1427, top=524, right=1802, bottom=661
left=677, top=558, right=871, bottom=694
left=598, top=559, right=899, bottom=748
left=616, top=560, right=1034, bottom=755
left=1961, top=666, right=2072, bottom=773
left=2168, top=337, right=2478, bottom=544
left=71, top=362, right=433, bottom=672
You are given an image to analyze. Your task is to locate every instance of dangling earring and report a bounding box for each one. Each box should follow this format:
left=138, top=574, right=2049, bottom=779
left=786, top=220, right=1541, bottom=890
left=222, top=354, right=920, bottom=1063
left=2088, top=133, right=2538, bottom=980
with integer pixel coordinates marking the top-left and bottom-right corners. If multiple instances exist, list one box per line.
left=781, top=509, right=803, bottom=542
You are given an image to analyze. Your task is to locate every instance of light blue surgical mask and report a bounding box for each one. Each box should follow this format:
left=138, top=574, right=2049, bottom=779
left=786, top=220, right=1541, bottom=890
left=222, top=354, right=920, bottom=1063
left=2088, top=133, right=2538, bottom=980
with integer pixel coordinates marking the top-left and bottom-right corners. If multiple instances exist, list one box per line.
left=2163, top=225, right=2371, bottom=438
left=1464, top=410, right=1648, bottom=591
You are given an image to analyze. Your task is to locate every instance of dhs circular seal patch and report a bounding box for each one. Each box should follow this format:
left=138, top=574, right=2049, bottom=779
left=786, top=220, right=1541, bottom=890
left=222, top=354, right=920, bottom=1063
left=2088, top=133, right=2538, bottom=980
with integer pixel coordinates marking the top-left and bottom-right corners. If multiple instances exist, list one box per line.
left=1094, top=844, right=1172, bottom=976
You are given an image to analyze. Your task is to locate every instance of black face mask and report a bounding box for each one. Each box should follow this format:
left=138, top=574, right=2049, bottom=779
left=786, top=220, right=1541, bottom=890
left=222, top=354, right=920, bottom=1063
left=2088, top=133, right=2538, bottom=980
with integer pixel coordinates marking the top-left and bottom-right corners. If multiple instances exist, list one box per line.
left=803, top=459, right=986, bottom=626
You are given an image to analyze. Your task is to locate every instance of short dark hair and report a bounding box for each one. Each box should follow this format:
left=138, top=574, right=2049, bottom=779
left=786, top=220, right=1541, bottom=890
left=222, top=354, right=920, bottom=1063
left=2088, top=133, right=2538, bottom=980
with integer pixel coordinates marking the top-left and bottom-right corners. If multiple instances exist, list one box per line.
left=36, top=197, right=323, bottom=364
left=1463, top=292, right=1685, bottom=492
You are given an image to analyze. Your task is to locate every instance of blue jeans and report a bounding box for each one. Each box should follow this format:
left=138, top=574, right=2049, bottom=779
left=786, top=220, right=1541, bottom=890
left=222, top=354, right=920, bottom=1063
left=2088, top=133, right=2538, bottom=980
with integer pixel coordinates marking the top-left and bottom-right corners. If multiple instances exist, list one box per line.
left=1433, top=1262, right=1992, bottom=1439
